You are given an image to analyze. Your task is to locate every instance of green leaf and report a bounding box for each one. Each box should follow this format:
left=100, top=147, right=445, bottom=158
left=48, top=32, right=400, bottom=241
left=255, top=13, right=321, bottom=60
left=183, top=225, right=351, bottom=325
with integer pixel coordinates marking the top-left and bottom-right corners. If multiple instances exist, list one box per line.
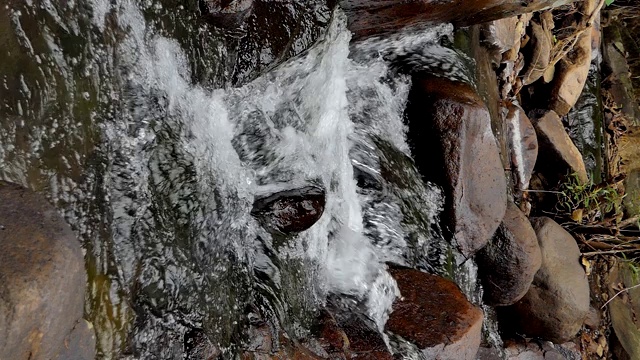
left=606, top=0, right=615, bottom=5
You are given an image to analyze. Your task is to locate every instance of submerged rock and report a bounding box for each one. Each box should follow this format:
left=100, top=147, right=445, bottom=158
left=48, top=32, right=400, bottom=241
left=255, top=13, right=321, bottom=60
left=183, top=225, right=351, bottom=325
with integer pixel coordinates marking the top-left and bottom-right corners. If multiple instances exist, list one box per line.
left=318, top=311, right=393, bottom=359
left=251, top=186, right=325, bottom=235
left=200, top=0, right=335, bottom=84
left=506, top=103, right=538, bottom=190
left=532, top=110, right=588, bottom=184
left=501, top=217, right=589, bottom=343
left=341, top=0, right=576, bottom=41
left=0, top=181, right=92, bottom=360
left=405, top=76, right=507, bottom=257
left=386, top=267, right=483, bottom=360
left=477, top=201, right=542, bottom=306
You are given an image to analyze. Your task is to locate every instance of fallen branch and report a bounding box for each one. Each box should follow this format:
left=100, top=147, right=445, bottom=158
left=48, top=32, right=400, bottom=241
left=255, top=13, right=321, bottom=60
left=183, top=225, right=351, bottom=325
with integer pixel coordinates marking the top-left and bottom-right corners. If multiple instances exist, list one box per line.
left=582, top=248, right=640, bottom=256
left=601, top=282, right=640, bottom=309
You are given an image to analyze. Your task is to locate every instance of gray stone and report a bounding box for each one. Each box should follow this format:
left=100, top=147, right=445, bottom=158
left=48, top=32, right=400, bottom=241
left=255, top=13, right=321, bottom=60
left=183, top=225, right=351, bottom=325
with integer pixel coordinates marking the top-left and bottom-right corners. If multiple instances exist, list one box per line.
left=532, top=111, right=588, bottom=184
left=502, top=217, right=589, bottom=343
left=477, top=202, right=542, bottom=306
left=53, top=320, right=96, bottom=360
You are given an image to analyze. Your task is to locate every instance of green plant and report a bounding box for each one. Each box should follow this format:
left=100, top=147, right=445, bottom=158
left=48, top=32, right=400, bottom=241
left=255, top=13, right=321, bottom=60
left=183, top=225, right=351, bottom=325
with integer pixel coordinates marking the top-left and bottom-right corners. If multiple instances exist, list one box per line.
left=606, top=0, right=616, bottom=6
left=556, top=172, right=626, bottom=223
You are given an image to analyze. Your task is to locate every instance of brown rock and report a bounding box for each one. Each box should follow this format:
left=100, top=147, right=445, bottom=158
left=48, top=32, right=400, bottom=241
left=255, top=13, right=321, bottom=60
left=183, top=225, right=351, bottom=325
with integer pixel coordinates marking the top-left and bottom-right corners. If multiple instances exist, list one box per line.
left=502, top=217, right=589, bottom=343
left=549, top=0, right=597, bottom=116
left=0, top=181, right=88, bottom=360
left=532, top=110, right=588, bottom=184
left=477, top=202, right=542, bottom=306
left=481, top=16, right=519, bottom=56
left=405, top=76, right=507, bottom=257
left=506, top=103, right=538, bottom=190
left=341, top=0, right=577, bottom=41
left=386, top=267, right=483, bottom=360
left=53, top=320, right=96, bottom=360
left=521, top=15, right=553, bottom=86
left=251, top=186, right=325, bottom=235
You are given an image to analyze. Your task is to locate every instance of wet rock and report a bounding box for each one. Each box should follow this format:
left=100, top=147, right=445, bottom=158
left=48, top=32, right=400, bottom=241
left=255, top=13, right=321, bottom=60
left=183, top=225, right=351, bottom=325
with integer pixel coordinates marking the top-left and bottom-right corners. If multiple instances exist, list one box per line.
left=405, top=76, right=507, bottom=257
left=506, top=103, right=538, bottom=190
left=341, top=0, right=576, bottom=41
left=251, top=186, right=325, bottom=234
left=0, top=181, right=88, bottom=360
left=476, top=202, right=542, bottom=306
left=184, top=328, right=222, bottom=359
left=199, top=0, right=253, bottom=28
left=607, top=260, right=640, bottom=360
left=200, top=0, right=334, bottom=84
left=532, top=110, right=588, bottom=184
left=386, top=267, right=483, bottom=360
left=521, top=13, right=553, bottom=86
left=549, top=0, right=597, bottom=116
left=53, top=320, right=96, bottom=360
left=325, top=312, right=393, bottom=359
left=501, top=217, right=589, bottom=343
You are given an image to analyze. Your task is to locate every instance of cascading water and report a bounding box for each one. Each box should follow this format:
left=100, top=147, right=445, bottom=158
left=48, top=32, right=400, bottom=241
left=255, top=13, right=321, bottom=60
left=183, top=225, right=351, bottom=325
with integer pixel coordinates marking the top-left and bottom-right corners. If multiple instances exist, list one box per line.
left=0, top=0, right=490, bottom=358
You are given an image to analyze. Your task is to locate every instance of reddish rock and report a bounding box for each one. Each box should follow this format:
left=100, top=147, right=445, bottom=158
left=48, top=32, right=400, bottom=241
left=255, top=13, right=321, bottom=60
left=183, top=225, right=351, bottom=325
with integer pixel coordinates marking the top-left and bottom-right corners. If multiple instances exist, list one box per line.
left=312, top=308, right=395, bottom=359
left=506, top=103, right=538, bottom=190
left=476, top=201, right=542, bottom=306
left=341, top=0, right=576, bottom=40
left=386, top=267, right=483, bottom=360
left=0, top=181, right=89, bottom=360
left=405, top=76, right=507, bottom=257
left=251, top=186, right=325, bottom=234
left=532, top=111, right=588, bottom=184
left=501, top=217, right=589, bottom=343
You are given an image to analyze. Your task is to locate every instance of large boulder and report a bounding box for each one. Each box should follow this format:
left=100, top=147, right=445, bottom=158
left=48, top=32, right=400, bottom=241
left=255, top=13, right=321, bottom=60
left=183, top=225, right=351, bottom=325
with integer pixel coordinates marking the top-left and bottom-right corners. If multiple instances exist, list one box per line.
left=405, top=76, right=507, bottom=257
left=0, top=181, right=92, bottom=360
left=476, top=201, right=542, bottom=306
left=501, top=217, right=589, bottom=343
left=386, top=267, right=483, bottom=360
left=532, top=110, right=588, bottom=184
left=341, top=0, right=577, bottom=40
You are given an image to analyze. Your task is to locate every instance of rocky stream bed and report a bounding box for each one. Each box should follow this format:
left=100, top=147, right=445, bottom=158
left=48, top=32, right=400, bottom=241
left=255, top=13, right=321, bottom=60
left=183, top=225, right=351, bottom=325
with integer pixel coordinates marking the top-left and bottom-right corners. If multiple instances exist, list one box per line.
left=1, top=0, right=640, bottom=359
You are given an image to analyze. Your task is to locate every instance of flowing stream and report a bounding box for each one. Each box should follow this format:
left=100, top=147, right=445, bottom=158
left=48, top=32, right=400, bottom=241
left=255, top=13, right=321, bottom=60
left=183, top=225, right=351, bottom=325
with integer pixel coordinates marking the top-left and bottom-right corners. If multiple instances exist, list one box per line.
left=0, top=1, right=487, bottom=358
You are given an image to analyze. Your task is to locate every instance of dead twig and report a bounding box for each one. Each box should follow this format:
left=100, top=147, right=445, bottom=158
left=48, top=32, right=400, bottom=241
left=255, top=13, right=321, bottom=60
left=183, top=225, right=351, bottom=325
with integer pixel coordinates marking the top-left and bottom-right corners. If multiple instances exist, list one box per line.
left=601, top=282, right=640, bottom=309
